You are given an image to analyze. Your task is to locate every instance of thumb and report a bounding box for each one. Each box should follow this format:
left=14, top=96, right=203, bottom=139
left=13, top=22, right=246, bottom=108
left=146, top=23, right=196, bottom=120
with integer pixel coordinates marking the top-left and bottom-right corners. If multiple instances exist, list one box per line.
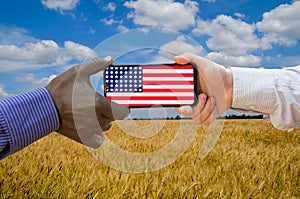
left=174, top=52, right=194, bottom=64
left=174, top=52, right=211, bottom=72
left=78, top=56, right=114, bottom=79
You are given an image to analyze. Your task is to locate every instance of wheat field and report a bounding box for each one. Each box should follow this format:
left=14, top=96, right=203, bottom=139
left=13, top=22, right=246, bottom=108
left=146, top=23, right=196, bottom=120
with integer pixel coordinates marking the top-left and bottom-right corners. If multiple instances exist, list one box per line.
left=0, top=120, right=299, bottom=198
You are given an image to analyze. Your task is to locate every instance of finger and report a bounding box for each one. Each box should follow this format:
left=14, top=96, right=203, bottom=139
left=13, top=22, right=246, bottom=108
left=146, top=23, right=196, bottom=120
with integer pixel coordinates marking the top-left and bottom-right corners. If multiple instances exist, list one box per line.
left=174, top=52, right=195, bottom=64
left=83, top=133, right=105, bottom=149
left=100, top=122, right=112, bottom=131
left=190, top=93, right=207, bottom=118
left=175, top=52, right=212, bottom=72
left=174, top=55, right=189, bottom=65
left=192, top=97, right=215, bottom=123
left=79, top=56, right=114, bottom=78
left=176, top=106, right=193, bottom=117
left=95, top=92, right=130, bottom=120
left=202, top=104, right=218, bottom=125
left=176, top=92, right=207, bottom=118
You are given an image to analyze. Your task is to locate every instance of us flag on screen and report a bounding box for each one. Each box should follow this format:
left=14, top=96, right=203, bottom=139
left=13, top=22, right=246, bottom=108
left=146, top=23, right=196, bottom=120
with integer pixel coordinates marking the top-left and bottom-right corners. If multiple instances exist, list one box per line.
left=105, top=65, right=195, bottom=107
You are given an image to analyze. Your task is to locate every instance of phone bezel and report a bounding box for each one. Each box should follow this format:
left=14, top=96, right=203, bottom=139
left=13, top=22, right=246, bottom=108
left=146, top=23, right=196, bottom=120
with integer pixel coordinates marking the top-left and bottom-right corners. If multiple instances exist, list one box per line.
left=104, top=63, right=199, bottom=108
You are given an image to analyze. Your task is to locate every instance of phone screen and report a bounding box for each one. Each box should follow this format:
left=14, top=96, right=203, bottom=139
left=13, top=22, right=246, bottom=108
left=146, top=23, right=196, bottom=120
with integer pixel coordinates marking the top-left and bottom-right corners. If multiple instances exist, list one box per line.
left=104, top=63, right=198, bottom=108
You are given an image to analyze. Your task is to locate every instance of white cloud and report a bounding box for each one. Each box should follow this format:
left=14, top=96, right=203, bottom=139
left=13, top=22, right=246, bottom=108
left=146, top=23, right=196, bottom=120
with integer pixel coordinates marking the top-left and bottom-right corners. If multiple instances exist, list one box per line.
left=101, top=18, right=122, bottom=25
left=0, top=25, right=37, bottom=46
left=0, top=84, right=14, bottom=99
left=138, top=28, right=150, bottom=34
left=16, top=74, right=57, bottom=86
left=0, top=60, right=36, bottom=71
left=193, top=15, right=260, bottom=56
left=205, top=52, right=261, bottom=67
left=101, top=17, right=129, bottom=33
left=103, top=2, right=116, bottom=12
left=191, top=2, right=300, bottom=67
left=234, top=12, right=245, bottom=18
left=263, top=55, right=300, bottom=68
left=41, top=0, right=80, bottom=10
left=117, top=25, right=129, bottom=33
left=0, top=40, right=68, bottom=65
left=159, top=35, right=204, bottom=58
left=0, top=26, right=99, bottom=71
left=124, top=0, right=199, bottom=30
left=257, top=1, right=300, bottom=47
left=150, top=35, right=205, bottom=63
left=64, top=41, right=97, bottom=61
left=192, top=15, right=264, bottom=66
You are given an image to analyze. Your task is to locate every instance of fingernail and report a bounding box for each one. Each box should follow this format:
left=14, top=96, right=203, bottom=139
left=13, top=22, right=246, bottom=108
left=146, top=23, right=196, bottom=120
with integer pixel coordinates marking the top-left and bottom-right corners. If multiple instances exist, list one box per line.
left=176, top=107, right=186, bottom=115
left=199, top=94, right=207, bottom=102
left=104, top=56, right=112, bottom=62
left=175, top=107, right=182, bottom=113
left=180, top=106, right=193, bottom=115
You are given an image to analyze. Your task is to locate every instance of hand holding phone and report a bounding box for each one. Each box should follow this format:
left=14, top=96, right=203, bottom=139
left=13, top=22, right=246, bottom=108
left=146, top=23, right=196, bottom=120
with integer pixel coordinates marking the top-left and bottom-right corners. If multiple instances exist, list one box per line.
left=104, top=63, right=199, bottom=108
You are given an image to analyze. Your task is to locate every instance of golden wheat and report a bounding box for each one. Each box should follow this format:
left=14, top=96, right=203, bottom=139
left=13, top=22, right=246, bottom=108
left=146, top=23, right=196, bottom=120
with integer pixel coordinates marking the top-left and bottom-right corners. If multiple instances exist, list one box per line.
left=0, top=120, right=299, bottom=198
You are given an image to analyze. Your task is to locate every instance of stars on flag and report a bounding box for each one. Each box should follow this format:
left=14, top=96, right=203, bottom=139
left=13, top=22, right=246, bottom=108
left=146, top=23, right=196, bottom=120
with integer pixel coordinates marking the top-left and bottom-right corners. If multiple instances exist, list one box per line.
left=105, top=66, right=143, bottom=93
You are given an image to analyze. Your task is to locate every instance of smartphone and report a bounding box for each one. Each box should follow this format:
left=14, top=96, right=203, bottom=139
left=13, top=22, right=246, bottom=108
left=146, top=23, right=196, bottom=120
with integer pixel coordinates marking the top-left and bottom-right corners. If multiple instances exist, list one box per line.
left=104, top=63, right=199, bottom=108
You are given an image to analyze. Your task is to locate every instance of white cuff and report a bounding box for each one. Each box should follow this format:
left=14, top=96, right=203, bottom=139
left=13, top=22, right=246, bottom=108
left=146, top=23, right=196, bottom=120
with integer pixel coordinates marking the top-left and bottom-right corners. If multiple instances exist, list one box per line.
left=231, top=67, right=278, bottom=114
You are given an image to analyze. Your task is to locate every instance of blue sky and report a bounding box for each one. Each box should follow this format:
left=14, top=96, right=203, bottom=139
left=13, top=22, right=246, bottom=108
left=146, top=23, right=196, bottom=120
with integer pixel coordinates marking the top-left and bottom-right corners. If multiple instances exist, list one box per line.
left=0, top=0, right=300, bottom=117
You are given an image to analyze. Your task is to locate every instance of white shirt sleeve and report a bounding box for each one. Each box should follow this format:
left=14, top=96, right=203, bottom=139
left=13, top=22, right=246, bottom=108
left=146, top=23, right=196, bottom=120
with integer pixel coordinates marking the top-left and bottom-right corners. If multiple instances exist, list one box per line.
left=230, top=65, right=300, bottom=130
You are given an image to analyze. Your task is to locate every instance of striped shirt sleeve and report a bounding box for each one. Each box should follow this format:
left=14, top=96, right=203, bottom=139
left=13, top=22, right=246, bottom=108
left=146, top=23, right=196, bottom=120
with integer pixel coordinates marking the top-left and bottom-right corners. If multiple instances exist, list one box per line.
left=0, top=88, right=59, bottom=159
left=231, top=65, right=300, bottom=130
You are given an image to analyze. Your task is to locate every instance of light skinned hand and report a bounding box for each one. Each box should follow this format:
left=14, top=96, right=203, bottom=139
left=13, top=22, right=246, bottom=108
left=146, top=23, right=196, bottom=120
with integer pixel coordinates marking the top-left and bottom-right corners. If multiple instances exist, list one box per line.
left=174, top=52, right=233, bottom=124
left=45, top=57, right=129, bottom=148
left=177, top=93, right=218, bottom=124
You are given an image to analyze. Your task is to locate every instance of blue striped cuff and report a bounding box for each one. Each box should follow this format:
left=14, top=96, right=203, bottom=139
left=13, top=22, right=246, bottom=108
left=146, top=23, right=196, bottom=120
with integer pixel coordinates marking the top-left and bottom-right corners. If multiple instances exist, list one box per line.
left=0, top=88, right=59, bottom=158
